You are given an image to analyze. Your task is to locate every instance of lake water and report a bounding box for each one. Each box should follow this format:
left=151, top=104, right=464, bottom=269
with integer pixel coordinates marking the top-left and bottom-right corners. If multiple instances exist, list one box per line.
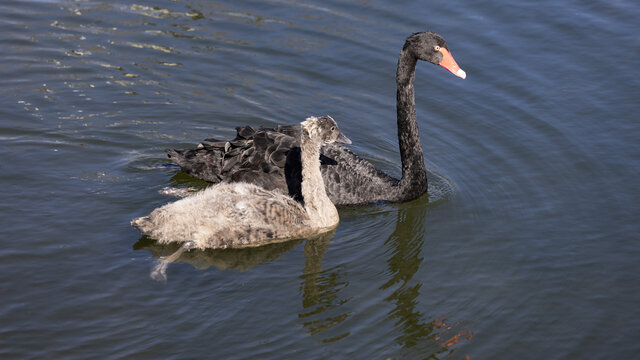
left=1, top=0, right=639, bottom=358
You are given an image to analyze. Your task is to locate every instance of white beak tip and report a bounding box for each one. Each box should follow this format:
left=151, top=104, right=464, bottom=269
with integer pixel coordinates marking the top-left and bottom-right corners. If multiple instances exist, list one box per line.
left=456, top=69, right=467, bottom=79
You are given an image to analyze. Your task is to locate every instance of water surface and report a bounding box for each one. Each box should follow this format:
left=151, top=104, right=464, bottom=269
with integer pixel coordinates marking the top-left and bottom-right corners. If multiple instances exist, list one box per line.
left=1, top=0, right=639, bottom=359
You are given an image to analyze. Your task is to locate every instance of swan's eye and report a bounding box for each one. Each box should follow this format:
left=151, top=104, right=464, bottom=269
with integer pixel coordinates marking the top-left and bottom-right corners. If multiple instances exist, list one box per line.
left=433, top=45, right=441, bottom=52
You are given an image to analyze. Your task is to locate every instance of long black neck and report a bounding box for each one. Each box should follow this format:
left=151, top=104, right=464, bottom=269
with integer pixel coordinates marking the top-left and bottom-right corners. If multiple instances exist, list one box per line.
left=395, top=47, right=428, bottom=198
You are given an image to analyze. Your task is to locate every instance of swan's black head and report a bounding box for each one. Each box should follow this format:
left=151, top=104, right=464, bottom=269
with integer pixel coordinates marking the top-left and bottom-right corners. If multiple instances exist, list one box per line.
left=404, top=32, right=466, bottom=79
left=301, top=116, right=351, bottom=145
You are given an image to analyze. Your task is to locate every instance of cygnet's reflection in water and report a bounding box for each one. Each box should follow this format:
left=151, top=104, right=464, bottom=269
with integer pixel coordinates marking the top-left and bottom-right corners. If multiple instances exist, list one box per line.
left=297, top=230, right=351, bottom=342
left=133, top=229, right=336, bottom=280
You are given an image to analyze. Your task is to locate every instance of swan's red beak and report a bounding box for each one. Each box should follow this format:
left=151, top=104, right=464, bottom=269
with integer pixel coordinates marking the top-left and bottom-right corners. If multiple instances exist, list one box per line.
left=439, top=48, right=466, bottom=79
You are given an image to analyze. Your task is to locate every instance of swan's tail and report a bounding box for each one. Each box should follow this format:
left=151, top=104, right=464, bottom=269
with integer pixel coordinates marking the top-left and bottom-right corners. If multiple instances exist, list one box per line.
left=150, top=241, right=196, bottom=282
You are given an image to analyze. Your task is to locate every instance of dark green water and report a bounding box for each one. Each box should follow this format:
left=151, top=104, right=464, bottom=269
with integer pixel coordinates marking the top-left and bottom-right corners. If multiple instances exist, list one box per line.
left=1, top=0, right=639, bottom=359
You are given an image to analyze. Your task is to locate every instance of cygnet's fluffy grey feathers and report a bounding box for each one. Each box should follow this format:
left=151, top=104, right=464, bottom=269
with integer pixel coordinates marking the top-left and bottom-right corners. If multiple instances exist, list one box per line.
left=132, top=183, right=310, bottom=249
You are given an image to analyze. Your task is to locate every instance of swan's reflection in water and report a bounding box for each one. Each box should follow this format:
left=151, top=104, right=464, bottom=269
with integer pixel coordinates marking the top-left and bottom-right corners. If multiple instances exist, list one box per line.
left=382, top=200, right=472, bottom=357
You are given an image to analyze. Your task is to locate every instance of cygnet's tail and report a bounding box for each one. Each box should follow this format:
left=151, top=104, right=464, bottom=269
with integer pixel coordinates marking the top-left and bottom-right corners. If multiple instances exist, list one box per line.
left=150, top=241, right=196, bottom=282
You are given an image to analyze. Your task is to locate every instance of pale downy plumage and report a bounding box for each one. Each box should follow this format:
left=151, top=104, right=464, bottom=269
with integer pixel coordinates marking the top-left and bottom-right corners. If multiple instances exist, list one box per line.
left=132, top=116, right=351, bottom=281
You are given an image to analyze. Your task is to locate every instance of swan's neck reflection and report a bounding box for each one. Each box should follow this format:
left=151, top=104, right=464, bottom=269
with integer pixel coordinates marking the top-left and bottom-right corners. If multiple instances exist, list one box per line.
left=382, top=204, right=472, bottom=355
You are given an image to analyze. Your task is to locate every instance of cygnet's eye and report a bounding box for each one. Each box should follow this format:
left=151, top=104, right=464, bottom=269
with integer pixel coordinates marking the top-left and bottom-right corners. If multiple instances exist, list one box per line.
left=433, top=45, right=441, bottom=52
left=331, top=126, right=335, bottom=131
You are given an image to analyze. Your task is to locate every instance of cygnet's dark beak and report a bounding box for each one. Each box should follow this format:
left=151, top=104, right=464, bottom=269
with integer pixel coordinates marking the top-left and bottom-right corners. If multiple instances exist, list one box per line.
left=335, top=131, right=352, bottom=145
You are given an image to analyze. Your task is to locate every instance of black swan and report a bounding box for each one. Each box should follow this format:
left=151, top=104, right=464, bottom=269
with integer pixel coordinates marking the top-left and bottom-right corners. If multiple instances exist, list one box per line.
left=167, top=32, right=465, bottom=206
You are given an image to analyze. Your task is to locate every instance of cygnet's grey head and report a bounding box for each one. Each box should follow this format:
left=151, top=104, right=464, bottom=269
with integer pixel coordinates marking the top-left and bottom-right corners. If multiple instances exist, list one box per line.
left=301, top=116, right=351, bottom=145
